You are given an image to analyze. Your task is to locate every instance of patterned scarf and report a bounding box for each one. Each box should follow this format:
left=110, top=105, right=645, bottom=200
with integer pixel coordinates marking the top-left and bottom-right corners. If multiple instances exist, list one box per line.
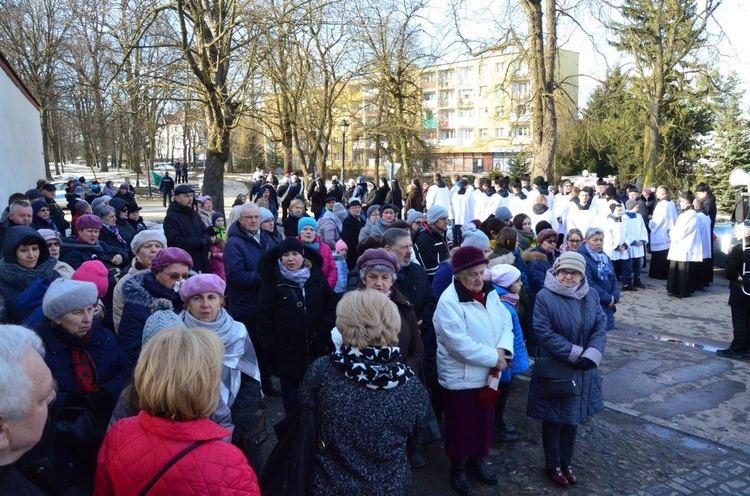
left=51, top=325, right=98, bottom=392
left=103, top=224, right=127, bottom=247
left=278, top=260, right=311, bottom=287
left=498, top=291, right=520, bottom=306
left=582, top=243, right=614, bottom=281
left=331, top=345, right=414, bottom=390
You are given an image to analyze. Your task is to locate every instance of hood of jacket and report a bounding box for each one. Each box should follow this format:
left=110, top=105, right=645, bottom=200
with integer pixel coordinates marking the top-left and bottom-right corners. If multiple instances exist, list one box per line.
left=3, top=226, right=50, bottom=265
left=521, top=248, right=549, bottom=264
left=532, top=203, right=549, bottom=215
left=257, top=243, right=324, bottom=282
left=121, top=270, right=180, bottom=307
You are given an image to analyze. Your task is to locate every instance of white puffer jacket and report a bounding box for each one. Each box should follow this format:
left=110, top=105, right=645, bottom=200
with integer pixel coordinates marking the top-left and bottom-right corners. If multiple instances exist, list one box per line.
left=433, top=280, right=515, bottom=390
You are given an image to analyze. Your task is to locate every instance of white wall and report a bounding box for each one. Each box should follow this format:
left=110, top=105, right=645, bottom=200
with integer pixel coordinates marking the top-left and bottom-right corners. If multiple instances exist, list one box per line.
left=0, top=65, right=44, bottom=205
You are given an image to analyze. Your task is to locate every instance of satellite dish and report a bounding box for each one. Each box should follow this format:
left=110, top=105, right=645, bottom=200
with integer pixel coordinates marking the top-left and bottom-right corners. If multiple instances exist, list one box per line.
left=581, top=170, right=589, bottom=177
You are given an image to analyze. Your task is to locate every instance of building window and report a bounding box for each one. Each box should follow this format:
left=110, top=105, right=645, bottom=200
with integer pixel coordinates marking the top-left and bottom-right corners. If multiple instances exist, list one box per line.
left=479, top=107, right=488, bottom=118
left=511, top=126, right=530, bottom=137
left=439, top=89, right=454, bottom=106
left=512, top=81, right=531, bottom=100
left=440, top=129, right=456, bottom=140
left=423, top=91, right=436, bottom=102
left=495, top=127, right=505, bottom=138
left=438, top=69, right=455, bottom=87
left=463, top=129, right=474, bottom=139
left=421, top=72, right=435, bottom=84
left=495, top=105, right=505, bottom=118
left=458, top=109, right=474, bottom=119
left=479, top=86, right=487, bottom=96
left=480, top=128, right=488, bottom=138
left=495, top=62, right=504, bottom=74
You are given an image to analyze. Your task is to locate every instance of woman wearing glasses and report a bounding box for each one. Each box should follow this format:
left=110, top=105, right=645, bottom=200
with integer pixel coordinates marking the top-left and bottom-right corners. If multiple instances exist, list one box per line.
left=578, top=227, right=619, bottom=330
left=118, top=247, right=193, bottom=364
left=560, top=228, right=584, bottom=253
left=31, top=201, right=59, bottom=232
left=527, top=251, right=607, bottom=487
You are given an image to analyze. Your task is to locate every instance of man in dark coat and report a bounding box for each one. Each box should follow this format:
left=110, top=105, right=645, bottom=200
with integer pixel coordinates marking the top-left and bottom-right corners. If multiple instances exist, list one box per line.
left=717, top=221, right=750, bottom=359
left=307, top=177, right=327, bottom=219
left=341, top=199, right=365, bottom=270
left=0, top=201, right=33, bottom=250
left=327, top=176, right=345, bottom=203
left=695, top=183, right=717, bottom=233
left=414, top=205, right=451, bottom=282
left=159, top=171, right=176, bottom=207
left=40, top=184, right=70, bottom=234
left=223, top=203, right=277, bottom=394
left=163, top=184, right=212, bottom=273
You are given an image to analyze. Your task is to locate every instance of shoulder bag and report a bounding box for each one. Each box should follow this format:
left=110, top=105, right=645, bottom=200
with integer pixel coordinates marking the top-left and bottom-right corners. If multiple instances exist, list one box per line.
left=259, top=357, right=330, bottom=496
left=138, top=439, right=209, bottom=496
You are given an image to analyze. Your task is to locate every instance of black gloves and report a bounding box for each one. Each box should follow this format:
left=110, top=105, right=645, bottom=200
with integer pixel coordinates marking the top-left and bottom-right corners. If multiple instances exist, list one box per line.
left=573, top=357, right=596, bottom=371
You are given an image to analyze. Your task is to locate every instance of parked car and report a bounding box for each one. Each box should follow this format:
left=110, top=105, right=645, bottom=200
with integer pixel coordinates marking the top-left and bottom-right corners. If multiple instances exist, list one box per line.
left=713, top=222, right=742, bottom=268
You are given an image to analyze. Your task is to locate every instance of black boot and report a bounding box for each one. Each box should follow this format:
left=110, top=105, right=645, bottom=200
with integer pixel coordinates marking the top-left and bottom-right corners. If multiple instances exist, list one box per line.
left=449, top=457, right=473, bottom=495
left=633, top=278, right=646, bottom=288
left=466, top=457, right=499, bottom=486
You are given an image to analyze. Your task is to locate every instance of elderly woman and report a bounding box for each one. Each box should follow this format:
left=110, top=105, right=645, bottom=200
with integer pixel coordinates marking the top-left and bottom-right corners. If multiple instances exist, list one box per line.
left=94, top=204, right=130, bottom=254
left=31, top=201, right=59, bottom=232
left=95, top=327, right=260, bottom=495
left=118, top=247, right=192, bottom=363
left=256, top=237, right=336, bottom=414
left=197, top=195, right=215, bottom=228
left=358, top=203, right=397, bottom=241
left=39, top=279, right=131, bottom=492
left=578, top=227, right=619, bottom=330
left=434, top=246, right=515, bottom=495
left=60, top=214, right=129, bottom=272
left=0, top=226, right=61, bottom=324
left=527, top=252, right=607, bottom=487
left=38, top=228, right=75, bottom=278
left=297, top=290, right=429, bottom=495
left=179, top=274, right=264, bottom=471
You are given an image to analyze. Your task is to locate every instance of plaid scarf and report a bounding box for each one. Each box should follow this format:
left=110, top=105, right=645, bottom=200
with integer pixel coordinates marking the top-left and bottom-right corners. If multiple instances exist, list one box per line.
left=52, top=325, right=98, bottom=392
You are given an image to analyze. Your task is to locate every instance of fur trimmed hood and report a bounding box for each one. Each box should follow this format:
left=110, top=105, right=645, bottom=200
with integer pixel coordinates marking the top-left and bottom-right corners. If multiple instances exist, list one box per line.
left=258, top=243, right=324, bottom=282
left=522, top=249, right=549, bottom=264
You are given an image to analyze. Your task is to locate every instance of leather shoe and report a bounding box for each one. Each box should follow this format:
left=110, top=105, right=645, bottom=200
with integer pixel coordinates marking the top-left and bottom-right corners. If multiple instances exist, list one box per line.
left=449, top=469, right=473, bottom=495
left=716, top=348, right=748, bottom=360
left=633, top=278, right=646, bottom=288
left=621, top=284, right=637, bottom=291
left=494, top=431, right=520, bottom=443
left=466, top=460, right=498, bottom=486
left=545, top=467, right=569, bottom=487
left=562, top=466, right=577, bottom=485
left=409, top=452, right=426, bottom=469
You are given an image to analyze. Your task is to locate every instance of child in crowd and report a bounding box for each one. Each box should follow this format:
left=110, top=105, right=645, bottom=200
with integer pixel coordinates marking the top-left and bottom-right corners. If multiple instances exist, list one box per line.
left=212, top=212, right=227, bottom=242
left=210, top=212, right=227, bottom=280
left=333, top=239, right=349, bottom=294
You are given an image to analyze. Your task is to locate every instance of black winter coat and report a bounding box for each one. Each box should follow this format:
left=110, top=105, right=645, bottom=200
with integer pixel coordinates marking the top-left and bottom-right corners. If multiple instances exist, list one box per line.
left=224, top=222, right=275, bottom=322
left=341, top=214, right=365, bottom=269
left=163, top=201, right=212, bottom=273
left=46, top=198, right=70, bottom=233
left=413, top=226, right=450, bottom=281
left=118, top=271, right=185, bottom=364
left=59, top=237, right=128, bottom=272
left=392, top=261, right=437, bottom=344
left=256, top=248, right=336, bottom=381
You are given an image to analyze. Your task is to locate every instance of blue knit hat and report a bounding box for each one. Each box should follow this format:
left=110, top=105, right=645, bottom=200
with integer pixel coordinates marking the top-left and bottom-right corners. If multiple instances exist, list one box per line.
left=297, top=216, right=319, bottom=234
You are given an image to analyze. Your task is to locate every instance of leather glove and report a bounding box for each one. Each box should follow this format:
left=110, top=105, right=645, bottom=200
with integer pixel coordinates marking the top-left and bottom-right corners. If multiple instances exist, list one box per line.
left=573, top=357, right=596, bottom=371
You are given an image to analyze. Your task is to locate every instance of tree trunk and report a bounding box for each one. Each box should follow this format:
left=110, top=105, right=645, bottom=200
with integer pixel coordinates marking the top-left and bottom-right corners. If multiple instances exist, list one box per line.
left=40, top=105, right=53, bottom=180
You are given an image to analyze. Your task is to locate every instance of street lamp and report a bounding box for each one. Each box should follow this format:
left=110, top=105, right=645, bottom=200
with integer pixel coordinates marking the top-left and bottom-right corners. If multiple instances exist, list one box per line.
left=339, top=119, right=349, bottom=182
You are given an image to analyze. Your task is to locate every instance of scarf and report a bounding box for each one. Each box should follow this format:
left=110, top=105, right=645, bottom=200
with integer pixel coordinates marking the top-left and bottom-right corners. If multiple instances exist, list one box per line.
left=543, top=269, right=590, bottom=300
left=331, top=345, right=414, bottom=390
left=103, top=224, right=127, bottom=247
left=581, top=243, right=614, bottom=281
left=301, top=235, right=320, bottom=250
left=377, top=217, right=392, bottom=230
left=278, top=260, right=311, bottom=286
left=459, top=281, right=486, bottom=306
left=515, top=228, right=536, bottom=250
left=498, top=291, right=520, bottom=306
left=38, top=216, right=59, bottom=232
left=0, top=257, right=58, bottom=289
left=180, top=308, right=261, bottom=407
left=51, top=325, right=98, bottom=393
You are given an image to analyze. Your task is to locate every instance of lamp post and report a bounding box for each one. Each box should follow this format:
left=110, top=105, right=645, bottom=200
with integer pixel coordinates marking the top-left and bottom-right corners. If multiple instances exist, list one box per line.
left=339, top=119, right=349, bottom=182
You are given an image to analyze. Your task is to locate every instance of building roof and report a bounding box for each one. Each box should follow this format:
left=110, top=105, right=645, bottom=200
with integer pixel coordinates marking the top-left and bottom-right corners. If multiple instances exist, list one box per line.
left=0, top=50, right=40, bottom=110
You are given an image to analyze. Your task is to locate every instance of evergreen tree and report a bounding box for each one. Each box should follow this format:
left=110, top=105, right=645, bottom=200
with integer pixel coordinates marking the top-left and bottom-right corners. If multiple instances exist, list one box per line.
left=507, top=152, right=529, bottom=181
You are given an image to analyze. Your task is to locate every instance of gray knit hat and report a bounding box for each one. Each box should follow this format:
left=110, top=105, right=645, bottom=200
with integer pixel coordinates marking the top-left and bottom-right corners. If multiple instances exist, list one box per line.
left=130, top=229, right=167, bottom=255
left=332, top=202, right=348, bottom=221
left=142, top=299, right=185, bottom=345
left=427, top=205, right=449, bottom=225
left=406, top=209, right=423, bottom=226
left=366, top=205, right=380, bottom=218
left=259, top=207, right=274, bottom=224
left=494, top=206, right=513, bottom=221
left=460, top=225, right=490, bottom=251
left=43, top=279, right=98, bottom=321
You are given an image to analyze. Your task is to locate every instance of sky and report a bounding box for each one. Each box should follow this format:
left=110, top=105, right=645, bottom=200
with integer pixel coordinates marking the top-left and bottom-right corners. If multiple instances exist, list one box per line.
left=421, top=0, right=750, bottom=110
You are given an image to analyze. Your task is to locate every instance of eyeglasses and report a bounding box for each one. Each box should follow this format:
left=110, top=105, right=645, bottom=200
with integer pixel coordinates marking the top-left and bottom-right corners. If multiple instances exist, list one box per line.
left=568, top=238, right=582, bottom=244
left=47, top=242, right=60, bottom=248
left=165, top=272, right=191, bottom=280
left=558, top=269, right=581, bottom=278
left=241, top=215, right=260, bottom=220
left=543, top=239, right=556, bottom=245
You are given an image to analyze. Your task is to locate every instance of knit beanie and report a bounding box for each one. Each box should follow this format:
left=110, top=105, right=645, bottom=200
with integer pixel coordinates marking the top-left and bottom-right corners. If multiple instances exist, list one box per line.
left=150, top=247, right=194, bottom=274
left=297, top=216, right=319, bottom=235
left=109, top=198, right=128, bottom=214
left=37, top=229, right=60, bottom=242
left=380, top=203, right=396, bottom=215
left=625, top=199, right=638, bottom=211
left=494, top=206, right=513, bottom=221
left=535, top=220, right=553, bottom=234
left=90, top=196, right=111, bottom=210
left=179, top=273, right=226, bottom=302
left=553, top=252, right=586, bottom=276
left=71, top=260, right=109, bottom=298
left=259, top=207, right=274, bottom=224
left=333, top=202, right=348, bottom=221
left=451, top=246, right=490, bottom=274
left=488, top=264, right=521, bottom=289
left=74, top=200, right=91, bottom=214
left=426, top=205, right=449, bottom=225
left=75, top=214, right=102, bottom=231
left=335, top=239, right=348, bottom=252
left=211, top=212, right=225, bottom=225
left=366, top=205, right=381, bottom=218
left=355, top=248, right=399, bottom=273
left=42, top=279, right=98, bottom=321
left=131, top=230, right=167, bottom=255
left=406, top=209, right=423, bottom=226
left=142, top=299, right=185, bottom=345
left=31, top=201, right=49, bottom=216
left=279, top=237, right=306, bottom=256
left=119, top=183, right=129, bottom=191
left=460, top=225, right=490, bottom=251
left=537, top=228, right=558, bottom=245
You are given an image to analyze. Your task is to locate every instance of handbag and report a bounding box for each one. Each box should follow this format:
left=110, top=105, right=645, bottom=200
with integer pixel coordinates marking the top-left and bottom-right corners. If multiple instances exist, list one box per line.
left=259, top=357, right=330, bottom=496
left=56, top=406, right=108, bottom=455
left=533, top=357, right=580, bottom=398
left=138, top=440, right=209, bottom=496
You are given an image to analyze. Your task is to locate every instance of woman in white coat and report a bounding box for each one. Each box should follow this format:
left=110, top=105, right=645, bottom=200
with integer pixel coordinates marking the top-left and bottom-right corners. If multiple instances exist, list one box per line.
left=667, top=192, right=702, bottom=298
left=434, top=246, right=514, bottom=496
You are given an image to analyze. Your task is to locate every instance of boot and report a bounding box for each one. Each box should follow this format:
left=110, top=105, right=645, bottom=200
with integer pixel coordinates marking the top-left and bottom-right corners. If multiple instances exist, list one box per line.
left=633, top=278, right=646, bottom=288
left=466, top=457, right=499, bottom=486
left=449, top=457, right=473, bottom=496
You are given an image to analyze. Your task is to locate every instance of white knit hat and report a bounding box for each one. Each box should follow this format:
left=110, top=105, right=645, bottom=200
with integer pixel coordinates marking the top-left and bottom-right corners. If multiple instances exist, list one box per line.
left=131, top=230, right=168, bottom=255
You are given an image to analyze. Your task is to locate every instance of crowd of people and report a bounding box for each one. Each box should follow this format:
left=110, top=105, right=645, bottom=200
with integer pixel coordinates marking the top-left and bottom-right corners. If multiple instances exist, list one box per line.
left=0, top=168, right=747, bottom=496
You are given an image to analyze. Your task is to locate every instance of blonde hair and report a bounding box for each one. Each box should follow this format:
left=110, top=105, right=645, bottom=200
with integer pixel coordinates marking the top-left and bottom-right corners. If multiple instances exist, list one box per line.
left=136, top=327, right=223, bottom=421
left=290, top=198, right=305, bottom=210
left=337, top=290, right=399, bottom=348
left=255, top=198, right=269, bottom=209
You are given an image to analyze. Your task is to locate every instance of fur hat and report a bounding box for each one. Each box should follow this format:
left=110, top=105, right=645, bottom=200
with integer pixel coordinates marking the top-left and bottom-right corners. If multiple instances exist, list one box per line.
left=131, top=230, right=167, bottom=255
left=179, top=273, right=226, bottom=302
left=426, top=205, right=449, bottom=225
left=142, top=299, right=185, bottom=345
left=42, top=279, right=98, bottom=321
left=71, top=260, right=109, bottom=298
left=553, top=252, right=586, bottom=276
left=451, top=246, right=490, bottom=274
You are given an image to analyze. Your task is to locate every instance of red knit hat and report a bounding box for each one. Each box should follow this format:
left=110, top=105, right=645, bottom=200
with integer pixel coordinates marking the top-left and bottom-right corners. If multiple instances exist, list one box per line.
left=451, top=246, right=489, bottom=274
left=71, top=260, right=109, bottom=298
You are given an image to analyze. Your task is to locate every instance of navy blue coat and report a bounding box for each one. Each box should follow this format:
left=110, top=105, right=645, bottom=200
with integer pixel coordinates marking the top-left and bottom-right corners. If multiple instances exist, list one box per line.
left=578, top=246, right=620, bottom=330
left=527, top=276, right=607, bottom=426
left=118, top=271, right=185, bottom=364
left=224, top=222, right=275, bottom=322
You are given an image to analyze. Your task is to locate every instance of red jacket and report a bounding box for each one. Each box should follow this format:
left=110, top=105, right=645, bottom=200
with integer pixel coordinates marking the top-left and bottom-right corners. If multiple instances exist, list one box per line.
left=95, top=411, right=260, bottom=496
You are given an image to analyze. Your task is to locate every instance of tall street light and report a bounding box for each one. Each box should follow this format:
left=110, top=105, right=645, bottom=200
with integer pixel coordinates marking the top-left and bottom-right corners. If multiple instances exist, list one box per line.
left=340, top=119, right=349, bottom=182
